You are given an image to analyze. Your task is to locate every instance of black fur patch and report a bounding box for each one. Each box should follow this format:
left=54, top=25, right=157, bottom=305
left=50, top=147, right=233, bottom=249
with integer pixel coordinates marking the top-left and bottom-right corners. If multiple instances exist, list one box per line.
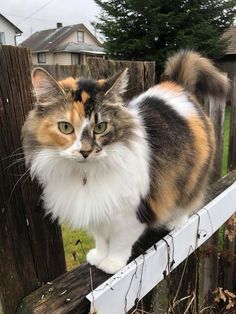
left=136, top=198, right=156, bottom=224
left=139, top=96, right=191, bottom=158
left=74, top=79, right=98, bottom=101
left=127, top=227, right=169, bottom=263
left=73, top=79, right=99, bottom=117
left=100, top=131, right=115, bottom=146
left=138, top=96, right=193, bottom=200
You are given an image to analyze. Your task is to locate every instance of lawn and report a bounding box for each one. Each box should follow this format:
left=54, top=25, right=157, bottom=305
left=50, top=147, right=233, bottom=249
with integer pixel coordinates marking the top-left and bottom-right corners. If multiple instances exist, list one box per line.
left=62, top=224, right=94, bottom=270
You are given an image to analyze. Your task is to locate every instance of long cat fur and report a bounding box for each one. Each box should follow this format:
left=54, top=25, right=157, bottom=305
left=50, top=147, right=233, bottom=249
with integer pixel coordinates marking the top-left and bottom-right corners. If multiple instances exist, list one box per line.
left=22, top=50, right=229, bottom=274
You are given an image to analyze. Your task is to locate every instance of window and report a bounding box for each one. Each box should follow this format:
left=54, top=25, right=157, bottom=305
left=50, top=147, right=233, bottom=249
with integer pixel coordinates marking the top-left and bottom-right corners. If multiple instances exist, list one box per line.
left=37, top=52, right=46, bottom=63
left=77, top=31, right=84, bottom=43
left=71, top=53, right=81, bottom=65
left=0, top=32, right=6, bottom=45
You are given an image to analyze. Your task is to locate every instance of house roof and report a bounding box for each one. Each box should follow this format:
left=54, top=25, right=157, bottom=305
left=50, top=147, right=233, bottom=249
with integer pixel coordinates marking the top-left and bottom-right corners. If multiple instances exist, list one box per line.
left=0, top=14, right=22, bottom=34
left=223, top=26, right=236, bottom=55
left=54, top=42, right=106, bottom=55
left=21, top=23, right=102, bottom=53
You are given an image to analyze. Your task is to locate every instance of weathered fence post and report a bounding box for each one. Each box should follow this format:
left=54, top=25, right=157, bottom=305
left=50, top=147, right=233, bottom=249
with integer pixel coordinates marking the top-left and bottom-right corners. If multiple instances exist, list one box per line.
left=222, top=74, right=236, bottom=293
left=228, top=75, right=236, bottom=171
left=200, top=95, right=226, bottom=307
left=0, top=45, right=66, bottom=314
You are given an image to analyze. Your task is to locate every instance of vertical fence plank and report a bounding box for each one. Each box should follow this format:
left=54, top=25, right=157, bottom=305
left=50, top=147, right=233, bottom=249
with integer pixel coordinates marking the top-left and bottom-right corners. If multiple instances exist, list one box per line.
left=209, top=98, right=226, bottom=181
left=222, top=74, right=236, bottom=294
left=0, top=46, right=66, bottom=314
left=228, top=75, right=236, bottom=171
left=200, top=96, right=226, bottom=307
left=222, top=217, right=236, bottom=292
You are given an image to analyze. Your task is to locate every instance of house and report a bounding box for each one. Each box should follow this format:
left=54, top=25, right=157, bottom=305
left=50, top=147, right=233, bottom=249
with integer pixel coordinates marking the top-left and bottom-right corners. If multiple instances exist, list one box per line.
left=0, top=14, right=22, bottom=46
left=222, top=25, right=236, bottom=59
left=21, top=23, right=106, bottom=66
left=217, top=26, right=236, bottom=104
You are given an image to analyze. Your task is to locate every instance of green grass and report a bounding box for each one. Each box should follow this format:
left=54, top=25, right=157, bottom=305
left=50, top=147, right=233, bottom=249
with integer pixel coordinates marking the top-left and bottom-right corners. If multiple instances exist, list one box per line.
left=62, top=224, right=94, bottom=270
left=222, top=106, right=231, bottom=176
left=61, top=107, right=232, bottom=271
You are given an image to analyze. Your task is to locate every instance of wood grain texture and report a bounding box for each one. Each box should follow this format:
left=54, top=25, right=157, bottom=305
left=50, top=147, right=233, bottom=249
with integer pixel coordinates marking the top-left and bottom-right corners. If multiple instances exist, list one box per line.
left=0, top=46, right=66, bottom=314
left=228, top=75, right=236, bottom=171
left=201, top=96, right=226, bottom=306
left=223, top=84, right=236, bottom=293
left=17, top=171, right=236, bottom=314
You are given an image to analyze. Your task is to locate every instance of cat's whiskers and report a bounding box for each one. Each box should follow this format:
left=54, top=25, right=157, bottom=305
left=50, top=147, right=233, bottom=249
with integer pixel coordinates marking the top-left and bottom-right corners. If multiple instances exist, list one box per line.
left=8, top=168, right=31, bottom=202
left=0, top=144, right=57, bottom=163
left=5, top=157, right=28, bottom=171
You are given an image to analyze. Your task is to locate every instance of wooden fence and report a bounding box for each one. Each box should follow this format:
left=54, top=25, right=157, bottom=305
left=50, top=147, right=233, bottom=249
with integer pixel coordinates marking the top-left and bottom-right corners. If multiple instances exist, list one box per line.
left=0, top=45, right=235, bottom=314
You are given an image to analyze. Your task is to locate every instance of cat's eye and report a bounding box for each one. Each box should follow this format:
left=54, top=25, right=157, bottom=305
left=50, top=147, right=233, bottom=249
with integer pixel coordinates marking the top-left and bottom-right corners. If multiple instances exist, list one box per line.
left=58, top=122, right=74, bottom=134
left=94, top=122, right=107, bottom=134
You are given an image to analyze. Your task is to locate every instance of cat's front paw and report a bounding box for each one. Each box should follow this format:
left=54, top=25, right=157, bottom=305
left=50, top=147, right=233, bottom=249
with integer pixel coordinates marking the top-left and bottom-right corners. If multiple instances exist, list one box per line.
left=99, top=258, right=126, bottom=274
left=87, top=248, right=106, bottom=267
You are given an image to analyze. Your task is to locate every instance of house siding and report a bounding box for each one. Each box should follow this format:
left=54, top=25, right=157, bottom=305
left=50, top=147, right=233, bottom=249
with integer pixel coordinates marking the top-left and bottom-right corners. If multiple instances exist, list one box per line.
left=55, top=52, right=72, bottom=65
left=60, top=28, right=99, bottom=46
left=0, top=16, right=17, bottom=45
left=32, top=52, right=55, bottom=65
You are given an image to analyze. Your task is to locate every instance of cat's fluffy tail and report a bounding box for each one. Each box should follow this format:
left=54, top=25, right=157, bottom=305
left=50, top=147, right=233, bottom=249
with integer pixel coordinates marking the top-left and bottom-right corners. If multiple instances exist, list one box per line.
left=162, top=50, right=229, bottom=103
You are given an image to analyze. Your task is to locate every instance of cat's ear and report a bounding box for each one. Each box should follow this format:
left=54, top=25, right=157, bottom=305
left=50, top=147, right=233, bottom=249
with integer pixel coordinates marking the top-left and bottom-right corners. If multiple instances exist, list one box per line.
left=98, top=68, right=129, bottom=99
left=32, top=68, right=65, bottom=104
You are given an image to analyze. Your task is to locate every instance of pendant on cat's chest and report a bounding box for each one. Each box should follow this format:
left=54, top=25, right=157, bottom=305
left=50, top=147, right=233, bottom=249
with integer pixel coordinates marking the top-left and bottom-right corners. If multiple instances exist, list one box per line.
left=83, top=177, right=87, bottom=185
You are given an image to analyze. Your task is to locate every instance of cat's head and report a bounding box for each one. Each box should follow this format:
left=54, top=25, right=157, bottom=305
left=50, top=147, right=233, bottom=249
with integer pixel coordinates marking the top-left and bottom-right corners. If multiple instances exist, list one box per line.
left=22, top=67, right=137, bottom=166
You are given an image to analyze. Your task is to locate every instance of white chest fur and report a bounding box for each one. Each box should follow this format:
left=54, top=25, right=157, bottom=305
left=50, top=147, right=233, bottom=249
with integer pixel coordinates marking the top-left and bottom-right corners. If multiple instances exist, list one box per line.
left=30, top=137, right=150, bottom=229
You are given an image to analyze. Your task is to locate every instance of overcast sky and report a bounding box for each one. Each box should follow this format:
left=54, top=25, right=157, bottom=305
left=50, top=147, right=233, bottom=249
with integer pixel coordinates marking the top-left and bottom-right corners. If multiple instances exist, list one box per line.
left=1, top=0, right=101, bottom=43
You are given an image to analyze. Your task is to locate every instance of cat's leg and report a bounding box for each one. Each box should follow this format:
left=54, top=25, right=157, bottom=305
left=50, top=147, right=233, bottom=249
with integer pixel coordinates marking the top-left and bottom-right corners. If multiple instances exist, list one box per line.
left=99, top=213, right=146, bottom=274
left=87, top=227, right=109, bottom=267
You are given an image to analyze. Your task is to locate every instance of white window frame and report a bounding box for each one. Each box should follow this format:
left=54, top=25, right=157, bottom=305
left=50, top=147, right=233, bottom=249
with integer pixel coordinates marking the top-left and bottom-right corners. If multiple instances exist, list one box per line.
left=37, top=52, right=46, bottom=64
left=0, top=32, right=6, bottom=45
left=77, top=31, right=84, bottom=43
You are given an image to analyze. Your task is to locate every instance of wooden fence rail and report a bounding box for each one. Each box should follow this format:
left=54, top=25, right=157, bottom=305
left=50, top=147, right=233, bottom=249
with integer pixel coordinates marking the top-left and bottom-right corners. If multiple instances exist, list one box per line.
left=0, top=45, right=235, bottom=314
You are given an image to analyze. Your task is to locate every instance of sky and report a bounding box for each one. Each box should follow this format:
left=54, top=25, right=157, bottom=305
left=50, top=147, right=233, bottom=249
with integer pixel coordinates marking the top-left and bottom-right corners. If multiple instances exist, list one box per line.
left=1, top=0, right=101, bottom=43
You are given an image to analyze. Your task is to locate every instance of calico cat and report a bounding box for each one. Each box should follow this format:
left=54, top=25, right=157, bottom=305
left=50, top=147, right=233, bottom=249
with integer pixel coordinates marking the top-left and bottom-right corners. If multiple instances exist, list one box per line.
left=22, top=50, right=229, bottom=274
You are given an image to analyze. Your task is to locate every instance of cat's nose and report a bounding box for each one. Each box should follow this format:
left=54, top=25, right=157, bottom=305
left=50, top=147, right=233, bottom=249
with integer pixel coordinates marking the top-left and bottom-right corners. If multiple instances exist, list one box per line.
left=80, top=150, right=91, bottom=159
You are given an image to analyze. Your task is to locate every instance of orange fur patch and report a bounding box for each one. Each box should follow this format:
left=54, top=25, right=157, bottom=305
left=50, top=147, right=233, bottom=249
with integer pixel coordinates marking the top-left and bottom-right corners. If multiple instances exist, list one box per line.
left=59, top=77, right=77, bottom=91
left=148, top=166, right=180, bottom=223
left=148, top=187, right=177, bottom=224
left=97, top=79, right=106, bottom=87
left=36, top=101, right=85, bottom=148
left=81, top=91, right=90, bottom=103
left=186, top=115, right=210, bottom=191
left=158, top=81, right=183, bottom=93
left=72, top=101, right=85, bottom=119
left=37, top=117, right=76, bottom=148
